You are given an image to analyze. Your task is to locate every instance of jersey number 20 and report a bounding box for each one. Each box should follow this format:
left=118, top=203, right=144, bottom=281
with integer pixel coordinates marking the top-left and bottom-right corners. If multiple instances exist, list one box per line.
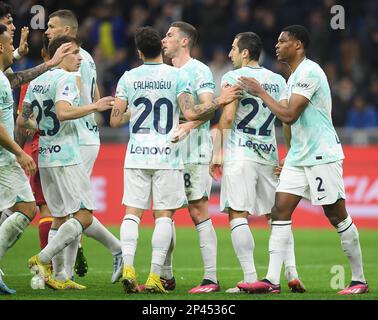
left=132, top=97, right=173, bottom=134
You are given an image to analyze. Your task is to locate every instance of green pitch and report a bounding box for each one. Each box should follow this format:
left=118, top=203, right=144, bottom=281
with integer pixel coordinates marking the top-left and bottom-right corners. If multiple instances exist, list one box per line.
left=1, top=226, right=377, bottom=300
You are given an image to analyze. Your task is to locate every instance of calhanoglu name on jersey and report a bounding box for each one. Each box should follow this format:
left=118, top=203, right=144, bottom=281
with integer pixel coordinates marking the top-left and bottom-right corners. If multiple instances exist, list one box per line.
left=129, top=144, right=172, bottom=155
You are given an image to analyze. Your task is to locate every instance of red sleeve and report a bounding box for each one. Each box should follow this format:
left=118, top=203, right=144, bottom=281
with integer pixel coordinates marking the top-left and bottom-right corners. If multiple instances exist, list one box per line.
left=17, top=83, right=29, bottom=114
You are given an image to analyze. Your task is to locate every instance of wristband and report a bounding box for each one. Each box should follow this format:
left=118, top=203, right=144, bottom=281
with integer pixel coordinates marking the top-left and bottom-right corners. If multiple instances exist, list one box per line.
left=13, top=48, right=22, bottom=60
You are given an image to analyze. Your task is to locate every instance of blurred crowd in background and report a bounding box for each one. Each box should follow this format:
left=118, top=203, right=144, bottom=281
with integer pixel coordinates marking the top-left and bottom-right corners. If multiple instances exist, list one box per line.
left=7, top=0, right=378, bottom=129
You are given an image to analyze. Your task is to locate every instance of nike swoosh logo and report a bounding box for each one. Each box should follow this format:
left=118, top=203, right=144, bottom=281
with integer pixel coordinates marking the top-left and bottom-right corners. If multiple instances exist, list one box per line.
left=317, top=196, right=327, bottom=201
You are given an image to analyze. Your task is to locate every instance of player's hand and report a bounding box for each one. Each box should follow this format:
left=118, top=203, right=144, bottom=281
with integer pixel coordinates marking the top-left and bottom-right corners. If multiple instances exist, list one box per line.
left=274, top=158, right=285, bottom=177
left=209, top=158, right=222, bottom=180
left=18, top=27, right=29, bottom=56
left=95, top=96, right=115, bottom=112
left=238, top=76, right=265, bottom=96
left=46, top=43, right=73, bottom=68
left=16, top=151, right=36, bottom=176
left=171, top=122, right=192, bottom=143
left=216, top=85, right=242, bottom=106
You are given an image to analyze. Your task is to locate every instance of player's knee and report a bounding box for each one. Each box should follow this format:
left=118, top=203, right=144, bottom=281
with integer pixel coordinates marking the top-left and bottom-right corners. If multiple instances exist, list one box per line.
left=271, top=204, right=289, bottom=221
left=22, top=202, right=37, bottom=221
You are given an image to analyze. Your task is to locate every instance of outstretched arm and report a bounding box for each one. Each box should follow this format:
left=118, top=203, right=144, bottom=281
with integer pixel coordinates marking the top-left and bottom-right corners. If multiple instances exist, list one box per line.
left=171, top=92, right=214, bottom=143
left=6, top=42, right=73, bottom=89
left=238, top=76, right=308, bottom=125
left=178, top=85, right=241, bottom=121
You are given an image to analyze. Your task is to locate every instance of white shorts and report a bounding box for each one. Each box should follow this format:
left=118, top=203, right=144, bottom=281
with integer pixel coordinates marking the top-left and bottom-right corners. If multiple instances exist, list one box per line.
left=40, top=164, right=96, bottom=217
left=79, top=145, right=100, bottom=176
left=220, top=161, right=276, bottom=216
left=123, top=168, right=187, bottom=210
left=276, top=161, right=346, bottom=205
left=183, top=163, right=212, bottom=202
left=0, top=163, right=35, bottom=211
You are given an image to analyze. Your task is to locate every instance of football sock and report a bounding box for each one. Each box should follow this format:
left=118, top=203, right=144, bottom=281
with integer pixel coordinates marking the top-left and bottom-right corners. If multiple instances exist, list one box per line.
left=39, top=218, right=83, bottom=264
left=49, top=228, right=67, bottom=281
left=151, top=217, right=173, bottom=276
left=161, top=221, right=175, bottom=280
left=284, top=229, right=299, bottom=281
left=64, top=234, right=80, bottom=279
left=120, top=214, right=140, bottom=266
left=38, top=217, right=53, bottom=249
left=0, top=211, right=30, bottom=260
left=336, top=215, right=366, bottom=283
left=196, top=218, right=218, bottom=283
left=266, top=221, right=292, bottom=285
left=84, top=216, right=121, bottom=255
left=0, top=209, right=13, bottom=226
left=230, top=218, right=257, bottom=283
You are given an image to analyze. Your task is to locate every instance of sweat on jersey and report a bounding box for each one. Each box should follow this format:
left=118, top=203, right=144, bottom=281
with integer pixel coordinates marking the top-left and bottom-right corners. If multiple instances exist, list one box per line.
left=285, top=58, right=344, bottom=166
left=24, top=68, right=82, bottom=168
left=221, top=66, right=286, bottom=165
left=115, top=62, right=192, bottom=170
left=179, top=58, right=215, bottom=164
left=0, top=71, right=16, bottom=166
left=73, top=48, right=99, bottom=146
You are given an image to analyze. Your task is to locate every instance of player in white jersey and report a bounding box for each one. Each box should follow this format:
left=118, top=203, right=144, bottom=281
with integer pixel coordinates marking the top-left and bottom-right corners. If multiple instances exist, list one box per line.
left=45, top=10, right=123, bottom=283
left=0, top=25, right=74, bottom=294
left=237, top=25, right=368, bottom=295
left=17, top=36, right=114, bottom=290
left=0, top=24, right=37, bottom=295
left=161, top=21, right=219, bottom=293
left=210, top=32, right=304, bottom=293
left=110, top=26, right=240, bottom=294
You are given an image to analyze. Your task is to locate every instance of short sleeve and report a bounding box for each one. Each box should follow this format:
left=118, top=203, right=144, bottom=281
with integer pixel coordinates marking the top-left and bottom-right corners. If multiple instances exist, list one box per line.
left=221, top=71, right=236, bottom=87
left=115, top=72, right=129, bottom=101
left=55, top=74, right=79, bottom=105
left=194, top=66, right=215, bottom=95
left=278, top=76, right=288, bottom=101
left=176, top=68, right=192, bottom=97
left=291, top=68, right=320, bottom=100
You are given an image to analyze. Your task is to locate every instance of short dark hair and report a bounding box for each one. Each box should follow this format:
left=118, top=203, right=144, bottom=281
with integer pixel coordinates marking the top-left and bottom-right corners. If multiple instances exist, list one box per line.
left=49, top=9, right=78, bottom=31
left=0, top=1, right=12, bottom=20
left=0, top=23, right=7, bottom=36
left=134, top=26, right=162, bottom=58
left=48, top=35, right=81, bottom=58
left=282, top=25, right=310, bottom=49
left=171, top=21, right=198, bottom=48
left=235, top=32, right=262, bottom=61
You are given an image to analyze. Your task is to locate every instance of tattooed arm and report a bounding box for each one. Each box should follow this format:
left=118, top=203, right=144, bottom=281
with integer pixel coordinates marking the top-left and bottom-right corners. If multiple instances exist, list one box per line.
left=6, top=63, right=51, bottom=89
left=15, top=102, right=38, bottom=148
left=5, top=42, right=73, bottom=89
left=16, top=102, right=37, bottom=130
left=178, top=85, right=241, bottom=121
left=110, top=98, right=130, bottom=128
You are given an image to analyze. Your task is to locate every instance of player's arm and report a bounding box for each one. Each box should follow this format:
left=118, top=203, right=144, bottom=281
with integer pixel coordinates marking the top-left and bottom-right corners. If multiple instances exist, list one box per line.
left=6, top=42, right=73, bottom=89
left=238, top=76, right=307, bottom=124
left=178, top=85, right=240, bottom=121
left=209, top=98, right=238, bottom=179
left=171, top=92, right=214, bottom=143
left=94, top=83, right=101, bottom=103
left=274, top=99, right=291, bottom=177
left=56, top=97, right=114, bottom=121
left=15, top=101, right=38, bottom=148
left=0, top=109, right=36, bottom=176
left=16, top=102, right=37, bottom=130
left=110, top=98, right=130, bottom=128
